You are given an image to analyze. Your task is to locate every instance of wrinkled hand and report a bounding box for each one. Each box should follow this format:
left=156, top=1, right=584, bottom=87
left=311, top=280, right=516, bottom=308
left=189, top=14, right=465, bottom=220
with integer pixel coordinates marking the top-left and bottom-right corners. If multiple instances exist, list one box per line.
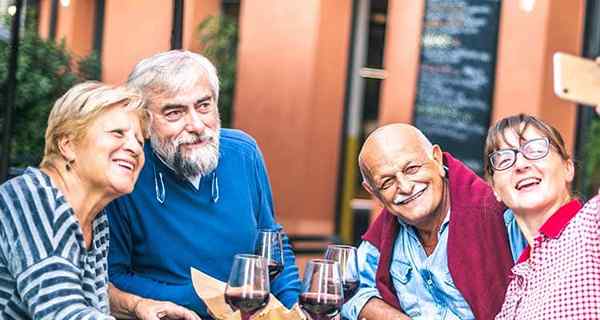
left=135, top=298, right=202, bottom=320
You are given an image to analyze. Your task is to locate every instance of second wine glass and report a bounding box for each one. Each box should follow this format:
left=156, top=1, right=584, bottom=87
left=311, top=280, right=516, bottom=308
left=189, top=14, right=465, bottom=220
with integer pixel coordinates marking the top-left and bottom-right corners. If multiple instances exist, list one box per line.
left=299, top=259, right=343, bottom=320
left=324, top=244, right=360, bottom=302
left=254, top=229, right=284, bottom=281
left=224, top=254, right=270, bottom=320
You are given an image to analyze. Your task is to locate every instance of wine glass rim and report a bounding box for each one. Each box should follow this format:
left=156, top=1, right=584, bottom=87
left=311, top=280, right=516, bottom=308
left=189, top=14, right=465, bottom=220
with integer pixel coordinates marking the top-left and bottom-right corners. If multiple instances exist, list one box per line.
left=235, top=253, right=265, bottom=260
left=257, top=228, right=280, bottom=233
left=327, top=244, right=356, bottom=250
left=309, top=258, right=339, bottom=265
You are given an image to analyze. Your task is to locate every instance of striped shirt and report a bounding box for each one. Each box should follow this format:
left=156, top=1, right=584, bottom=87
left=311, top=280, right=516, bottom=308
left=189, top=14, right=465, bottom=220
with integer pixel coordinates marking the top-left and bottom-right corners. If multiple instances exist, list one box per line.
left=0, top=167, right=113, bottom=319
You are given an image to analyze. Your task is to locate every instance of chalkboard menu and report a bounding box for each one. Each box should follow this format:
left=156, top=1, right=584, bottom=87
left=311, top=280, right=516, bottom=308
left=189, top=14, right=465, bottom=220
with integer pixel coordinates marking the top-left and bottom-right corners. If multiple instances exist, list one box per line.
left=413, top=0, right=501, bottom=174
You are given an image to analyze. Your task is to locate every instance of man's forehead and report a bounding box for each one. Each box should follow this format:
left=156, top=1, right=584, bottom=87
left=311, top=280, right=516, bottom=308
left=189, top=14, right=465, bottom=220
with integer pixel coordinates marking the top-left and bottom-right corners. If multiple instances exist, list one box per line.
left=363, top=142, right=428, bottom=172
left=152, top=86, right=213, bottom=108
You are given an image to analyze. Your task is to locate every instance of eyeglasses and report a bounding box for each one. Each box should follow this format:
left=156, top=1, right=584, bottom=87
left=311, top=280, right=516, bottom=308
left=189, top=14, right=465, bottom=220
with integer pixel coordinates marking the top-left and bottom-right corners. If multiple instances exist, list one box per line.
left=488, top=138, right=550, bottom=172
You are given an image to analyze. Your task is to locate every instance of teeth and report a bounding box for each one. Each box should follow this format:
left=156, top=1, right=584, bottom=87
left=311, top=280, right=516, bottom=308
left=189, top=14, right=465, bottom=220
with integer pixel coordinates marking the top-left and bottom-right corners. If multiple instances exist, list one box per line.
left=115, top=160, right=134, bottom=171
left=516, top=177, right=541, bottom=190
left=393, top=186, right=427, bottom=205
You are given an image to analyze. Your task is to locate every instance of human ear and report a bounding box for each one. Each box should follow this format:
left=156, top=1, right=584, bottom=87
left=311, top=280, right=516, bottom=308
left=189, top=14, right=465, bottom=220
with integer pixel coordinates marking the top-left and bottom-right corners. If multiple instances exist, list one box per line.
left=493, top=190, right=502, bottom=202
left=432, top=145, right=445, bottom=177
left=564, top=159, right=575, bottom=183
left=58, top=135, right=76, bottom=163
left=362, top=180, right=375, bottom=197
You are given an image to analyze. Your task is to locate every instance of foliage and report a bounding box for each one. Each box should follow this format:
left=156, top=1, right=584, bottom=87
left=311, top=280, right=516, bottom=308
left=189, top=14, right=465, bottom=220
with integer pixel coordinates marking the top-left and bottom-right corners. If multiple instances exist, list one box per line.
left=196, top=15, right=238, bottom=128
left=0, top=15, right=100, bottom=167
left=582, top=116, right=600, bottom=197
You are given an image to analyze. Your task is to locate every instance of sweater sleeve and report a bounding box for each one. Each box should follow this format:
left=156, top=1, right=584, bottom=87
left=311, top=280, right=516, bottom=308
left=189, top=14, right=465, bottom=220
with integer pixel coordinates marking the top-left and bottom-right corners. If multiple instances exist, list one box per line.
left=106, top=200, right=206, bottom=314
left=252, top=145, right=302, bottom=308
left=0, top=179, right=113, bottom=320
left=15, top=256, right=114, bottom=320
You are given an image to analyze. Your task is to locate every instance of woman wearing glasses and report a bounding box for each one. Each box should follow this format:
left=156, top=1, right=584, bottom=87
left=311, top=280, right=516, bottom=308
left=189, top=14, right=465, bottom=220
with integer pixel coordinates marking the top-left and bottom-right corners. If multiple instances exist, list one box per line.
left=484, top=114, right=600, bottom=320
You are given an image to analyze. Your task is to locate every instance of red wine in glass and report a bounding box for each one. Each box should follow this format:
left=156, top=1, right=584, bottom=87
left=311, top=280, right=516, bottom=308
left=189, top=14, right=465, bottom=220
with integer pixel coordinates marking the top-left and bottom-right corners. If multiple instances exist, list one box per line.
left=300, top=259, right=343, bottom=320
left=255, top=229, right=284, bottom=282
left=299, top=292, right=342, bottom=320
left=267, top=260, right=283, bottom=281
left=342, top=279, right=359, bottom=302
left=225, top=254, right=270, bottom=320
left=324, top=245, right=360, bottom=302
left=224, top=289, right=270, bottom=320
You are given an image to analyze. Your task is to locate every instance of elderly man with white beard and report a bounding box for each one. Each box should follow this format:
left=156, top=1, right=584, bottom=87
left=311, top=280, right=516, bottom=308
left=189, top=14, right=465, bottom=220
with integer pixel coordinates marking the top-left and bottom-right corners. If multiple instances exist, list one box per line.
left=105, top=50, right=301, bottom=319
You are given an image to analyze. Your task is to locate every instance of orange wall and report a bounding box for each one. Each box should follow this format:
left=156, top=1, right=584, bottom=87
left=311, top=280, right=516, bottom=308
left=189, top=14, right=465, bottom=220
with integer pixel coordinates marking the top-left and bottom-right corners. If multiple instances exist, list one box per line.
left=493, top=0, right=585, bottom=153
left=101, top=0, right=172, bottom=84
left=183, top=0, right=220, bottom=52
left=379, top=1, right=424, bottom=125
left=38, top=0, right=51, bottom=38
left=234, top=0, right=352, bottom=235
left=55, top=0, right=95, bottom=58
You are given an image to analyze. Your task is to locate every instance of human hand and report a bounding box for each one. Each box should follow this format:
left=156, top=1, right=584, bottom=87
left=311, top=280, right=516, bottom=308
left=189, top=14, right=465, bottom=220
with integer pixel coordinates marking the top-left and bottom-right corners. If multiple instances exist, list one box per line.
left=134, top=298, right=202, bottom=320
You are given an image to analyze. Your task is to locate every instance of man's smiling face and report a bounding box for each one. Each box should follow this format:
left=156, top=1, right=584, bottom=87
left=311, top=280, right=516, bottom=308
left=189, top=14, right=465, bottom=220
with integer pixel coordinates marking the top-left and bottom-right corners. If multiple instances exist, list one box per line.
left=360, top=125, right=446, bottom=228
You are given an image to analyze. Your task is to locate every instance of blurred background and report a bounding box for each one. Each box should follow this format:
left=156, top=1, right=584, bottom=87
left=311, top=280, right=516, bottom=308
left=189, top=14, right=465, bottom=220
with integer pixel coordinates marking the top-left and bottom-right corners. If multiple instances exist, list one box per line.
left=0, top=0, right=599, bottom=263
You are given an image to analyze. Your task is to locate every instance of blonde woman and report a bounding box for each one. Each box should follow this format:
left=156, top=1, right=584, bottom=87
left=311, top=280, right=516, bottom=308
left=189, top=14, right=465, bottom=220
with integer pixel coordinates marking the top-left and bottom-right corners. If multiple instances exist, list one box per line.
left=0, top=82, right=200, bottom=320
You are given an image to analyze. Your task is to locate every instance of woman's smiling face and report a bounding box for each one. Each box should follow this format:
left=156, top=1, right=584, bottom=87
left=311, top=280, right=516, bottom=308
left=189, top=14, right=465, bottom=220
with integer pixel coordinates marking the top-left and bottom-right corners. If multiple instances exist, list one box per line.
left=490, top=126, right=574, bottom=216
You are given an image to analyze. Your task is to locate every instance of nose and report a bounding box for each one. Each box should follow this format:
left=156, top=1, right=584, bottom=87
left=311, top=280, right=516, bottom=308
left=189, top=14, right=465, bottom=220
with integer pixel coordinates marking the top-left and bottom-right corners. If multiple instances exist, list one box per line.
left=184, top=109, right=207, bottom=133
left=513, top=151, right=531, bottom=172
left=395, top=172, right=414, bottom=194
left=123, top=133, right=142, bottom=158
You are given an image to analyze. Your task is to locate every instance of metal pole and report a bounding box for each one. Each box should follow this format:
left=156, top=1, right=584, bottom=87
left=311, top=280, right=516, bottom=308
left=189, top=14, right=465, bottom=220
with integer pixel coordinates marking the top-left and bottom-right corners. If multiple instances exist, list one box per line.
left=1, top=0, right=24, bottom=182
left=171, top=0, right=184, bottom=49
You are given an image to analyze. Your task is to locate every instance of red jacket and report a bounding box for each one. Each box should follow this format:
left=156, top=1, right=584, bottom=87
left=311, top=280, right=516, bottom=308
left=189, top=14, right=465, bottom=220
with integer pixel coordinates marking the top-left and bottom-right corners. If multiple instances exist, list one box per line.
left=363, top=153, right=512, bottom=320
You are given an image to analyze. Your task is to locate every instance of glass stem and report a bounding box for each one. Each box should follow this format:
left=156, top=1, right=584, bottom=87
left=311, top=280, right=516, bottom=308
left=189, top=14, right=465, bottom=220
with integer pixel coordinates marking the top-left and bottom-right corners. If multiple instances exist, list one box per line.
left=241, top=312, right=252, bottom=320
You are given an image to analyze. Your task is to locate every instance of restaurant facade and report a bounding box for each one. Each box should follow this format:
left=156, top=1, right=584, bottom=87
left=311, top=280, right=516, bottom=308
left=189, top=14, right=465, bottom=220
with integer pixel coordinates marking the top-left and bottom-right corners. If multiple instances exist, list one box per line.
left=32, top=0, right=594, bottom=246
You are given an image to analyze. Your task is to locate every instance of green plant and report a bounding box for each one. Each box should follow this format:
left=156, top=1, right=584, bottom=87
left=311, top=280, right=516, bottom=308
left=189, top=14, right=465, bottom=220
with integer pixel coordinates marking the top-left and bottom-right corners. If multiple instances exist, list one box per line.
left=0, top=13, right=100, bottom=167
left=196, top=15, right=238, bottom=128
left=583, top=117, right=600, bottom=197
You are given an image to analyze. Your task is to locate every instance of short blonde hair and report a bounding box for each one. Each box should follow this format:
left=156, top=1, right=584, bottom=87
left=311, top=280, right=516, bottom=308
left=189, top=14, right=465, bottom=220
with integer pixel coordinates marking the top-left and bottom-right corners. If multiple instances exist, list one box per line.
left=40, top=81, right=148, bottom=168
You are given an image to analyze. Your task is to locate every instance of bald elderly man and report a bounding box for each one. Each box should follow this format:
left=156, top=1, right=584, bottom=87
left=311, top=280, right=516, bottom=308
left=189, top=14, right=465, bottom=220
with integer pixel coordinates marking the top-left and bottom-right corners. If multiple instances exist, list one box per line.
left=341, top=124, right=525, bottom=320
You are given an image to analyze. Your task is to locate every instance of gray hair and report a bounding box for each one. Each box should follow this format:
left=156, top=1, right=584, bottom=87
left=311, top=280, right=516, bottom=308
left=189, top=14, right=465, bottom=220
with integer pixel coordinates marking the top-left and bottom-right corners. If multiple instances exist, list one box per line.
left=127, top=50, right=220, bottom=105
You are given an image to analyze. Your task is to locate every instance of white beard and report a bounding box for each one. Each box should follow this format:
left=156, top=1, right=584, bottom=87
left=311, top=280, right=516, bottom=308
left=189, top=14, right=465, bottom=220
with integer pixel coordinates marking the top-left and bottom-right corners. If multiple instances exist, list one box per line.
left=151, top=126, right=220, bottom=179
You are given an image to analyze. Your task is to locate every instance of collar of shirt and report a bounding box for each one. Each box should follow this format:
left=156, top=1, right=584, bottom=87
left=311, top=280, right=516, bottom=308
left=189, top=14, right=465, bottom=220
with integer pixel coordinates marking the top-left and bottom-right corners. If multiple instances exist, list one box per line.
left=396, top=208, right=452, bottom=240
left=152, top=148, right=202, bottom=189
left=516, top=198, right=583, bottom=264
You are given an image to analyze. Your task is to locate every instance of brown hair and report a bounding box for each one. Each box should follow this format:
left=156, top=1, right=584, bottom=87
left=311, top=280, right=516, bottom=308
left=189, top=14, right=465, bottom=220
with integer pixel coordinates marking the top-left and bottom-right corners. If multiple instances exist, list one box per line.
left=40, top=81, right=148, bottom=168
left=483, top=113, right=570, bottom=181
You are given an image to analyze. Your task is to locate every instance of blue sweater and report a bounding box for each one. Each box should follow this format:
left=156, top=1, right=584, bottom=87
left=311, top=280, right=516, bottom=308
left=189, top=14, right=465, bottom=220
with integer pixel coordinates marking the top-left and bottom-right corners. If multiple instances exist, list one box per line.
left=106, top=129, right=301, bottom=318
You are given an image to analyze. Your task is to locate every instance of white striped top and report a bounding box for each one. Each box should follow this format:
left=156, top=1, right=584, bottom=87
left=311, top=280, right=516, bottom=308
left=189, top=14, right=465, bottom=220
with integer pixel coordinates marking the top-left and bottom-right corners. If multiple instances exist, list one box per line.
left=0, top=167, right=113, bottom=319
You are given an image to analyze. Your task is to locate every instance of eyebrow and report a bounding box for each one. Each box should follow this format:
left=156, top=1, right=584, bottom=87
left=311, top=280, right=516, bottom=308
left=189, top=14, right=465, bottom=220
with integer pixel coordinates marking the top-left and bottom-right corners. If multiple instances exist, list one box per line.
left=159, top=95, right=213, bottom=113
left=373, top=159, right=415, bottom=180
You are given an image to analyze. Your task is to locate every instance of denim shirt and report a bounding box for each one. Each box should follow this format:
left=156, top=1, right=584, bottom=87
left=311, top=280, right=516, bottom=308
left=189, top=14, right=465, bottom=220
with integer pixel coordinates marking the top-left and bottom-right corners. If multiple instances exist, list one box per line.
left=341, top=209, right=526, bottom=320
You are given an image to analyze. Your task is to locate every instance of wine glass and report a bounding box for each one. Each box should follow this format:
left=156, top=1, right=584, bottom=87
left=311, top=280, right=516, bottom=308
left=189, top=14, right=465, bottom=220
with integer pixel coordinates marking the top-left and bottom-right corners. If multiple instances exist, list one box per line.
left=299, top=259, right=343, bottom=320
left=224, top=254, right=270, bottom=320
left=254, top=229, right=284, bottom=281
left=324, top=245, right=359, bottom=302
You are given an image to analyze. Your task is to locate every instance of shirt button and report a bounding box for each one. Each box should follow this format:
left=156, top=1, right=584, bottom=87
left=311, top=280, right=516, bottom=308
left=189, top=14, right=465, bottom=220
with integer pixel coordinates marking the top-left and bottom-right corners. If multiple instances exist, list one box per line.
left=427, top=279, right=433, bottom=285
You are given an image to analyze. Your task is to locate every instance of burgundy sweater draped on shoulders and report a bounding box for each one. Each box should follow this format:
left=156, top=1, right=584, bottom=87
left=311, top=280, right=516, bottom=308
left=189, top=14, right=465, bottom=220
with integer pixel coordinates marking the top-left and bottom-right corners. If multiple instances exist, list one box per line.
left=362, top=152, right=513, bottom=320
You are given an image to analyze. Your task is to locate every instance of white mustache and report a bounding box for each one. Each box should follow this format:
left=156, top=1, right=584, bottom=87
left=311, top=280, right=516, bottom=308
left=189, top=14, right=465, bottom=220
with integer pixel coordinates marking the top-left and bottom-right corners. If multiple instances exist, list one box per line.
left=175, top=130, right=215, bottom=146
left=392, top=183, right=428, bottom=205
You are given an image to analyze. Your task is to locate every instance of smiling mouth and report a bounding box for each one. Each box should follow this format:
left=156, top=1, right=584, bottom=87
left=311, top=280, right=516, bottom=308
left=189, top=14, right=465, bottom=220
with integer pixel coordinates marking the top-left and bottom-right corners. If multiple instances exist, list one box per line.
left=114, top=159, right=135, bottom=172
left=393, top=185, right=428, bottom=205
left=180, top=138, right=211, bottom=148
left=515, top=177, right=541, bottom=191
